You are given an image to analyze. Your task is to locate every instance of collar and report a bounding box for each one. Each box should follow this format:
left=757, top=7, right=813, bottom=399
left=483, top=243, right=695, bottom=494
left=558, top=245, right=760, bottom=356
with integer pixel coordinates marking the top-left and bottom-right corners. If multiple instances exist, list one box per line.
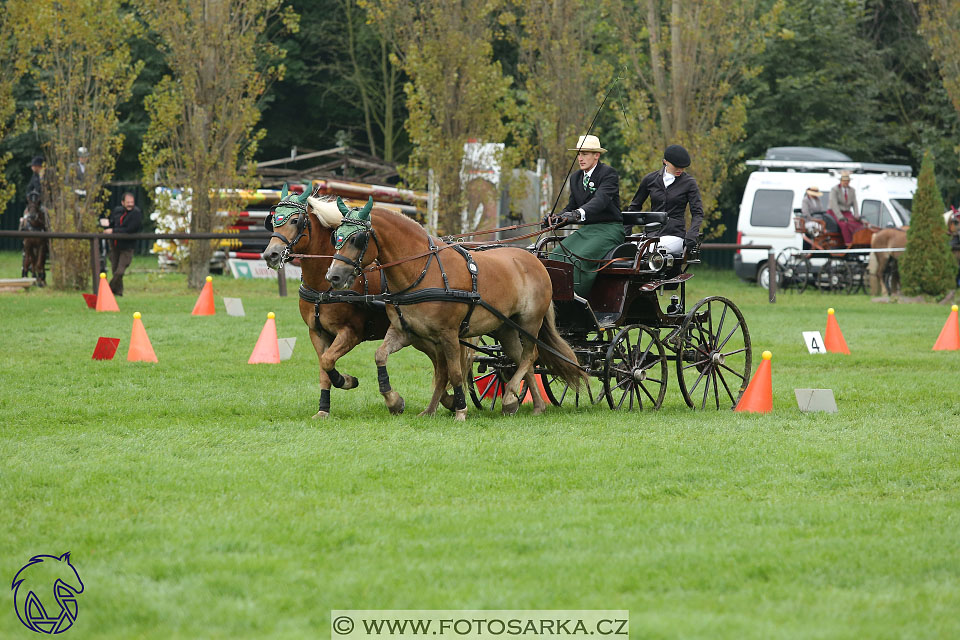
left=584, top=163, right=600, bottom=179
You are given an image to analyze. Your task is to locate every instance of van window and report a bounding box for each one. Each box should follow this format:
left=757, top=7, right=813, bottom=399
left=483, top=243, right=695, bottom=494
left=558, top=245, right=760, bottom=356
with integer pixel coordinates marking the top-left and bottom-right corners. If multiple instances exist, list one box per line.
left=891, top=199, right=912, bottom=224
left=862, top=200, right=896, bottom=227
left=750, top=189, right=793, bottom=227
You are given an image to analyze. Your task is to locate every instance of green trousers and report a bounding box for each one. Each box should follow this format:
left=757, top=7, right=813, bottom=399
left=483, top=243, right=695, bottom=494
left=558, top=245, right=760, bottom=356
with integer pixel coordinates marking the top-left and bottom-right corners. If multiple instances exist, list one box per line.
left=549, top=222, right=625, bottom=297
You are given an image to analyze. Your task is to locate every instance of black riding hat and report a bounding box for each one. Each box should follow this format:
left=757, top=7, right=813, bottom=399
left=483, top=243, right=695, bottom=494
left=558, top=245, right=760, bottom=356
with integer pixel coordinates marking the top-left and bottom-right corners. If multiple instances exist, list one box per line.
left=664, top=144, right=691, bottom=168
left=29, top=156, right=44, bottom=167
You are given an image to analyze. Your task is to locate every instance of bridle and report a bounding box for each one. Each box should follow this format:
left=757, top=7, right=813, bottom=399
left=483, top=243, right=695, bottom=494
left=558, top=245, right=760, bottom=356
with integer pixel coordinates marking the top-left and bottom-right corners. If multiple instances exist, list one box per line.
left=265, top=199, right=311, bottom=264
left=330, top=217, right=377, bottom=279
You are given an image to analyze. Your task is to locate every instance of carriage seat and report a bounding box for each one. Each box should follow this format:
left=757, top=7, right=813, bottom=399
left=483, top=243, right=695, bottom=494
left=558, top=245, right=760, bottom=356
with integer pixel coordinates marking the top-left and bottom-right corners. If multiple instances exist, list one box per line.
left=600, top=243, right=639, bottom=269
left=623, top=210, right=667, bottom=237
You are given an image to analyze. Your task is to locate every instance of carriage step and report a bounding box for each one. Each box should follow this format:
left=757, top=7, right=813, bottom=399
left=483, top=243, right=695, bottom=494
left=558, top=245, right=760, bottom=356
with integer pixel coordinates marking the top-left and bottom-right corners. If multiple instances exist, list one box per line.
left=595, top=312, right=619, bottom=328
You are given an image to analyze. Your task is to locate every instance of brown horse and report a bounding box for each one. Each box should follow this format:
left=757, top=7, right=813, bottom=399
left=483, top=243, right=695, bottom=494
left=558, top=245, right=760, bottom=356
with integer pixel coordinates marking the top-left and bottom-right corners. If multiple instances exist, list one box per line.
left=324, top=200, right=585, bottom=420
left=261, top=187, right=456, bottom=419
left=20, top=191, right=48, bottom=286
left=868, top=227, right=907, bottom=296
left=946, top=208, right=960, bottom=286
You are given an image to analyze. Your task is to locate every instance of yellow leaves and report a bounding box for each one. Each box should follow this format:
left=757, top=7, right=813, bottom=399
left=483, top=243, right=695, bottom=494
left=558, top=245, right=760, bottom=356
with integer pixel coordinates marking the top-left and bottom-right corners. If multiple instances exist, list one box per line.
left=779, top=28, right=795, bottom=40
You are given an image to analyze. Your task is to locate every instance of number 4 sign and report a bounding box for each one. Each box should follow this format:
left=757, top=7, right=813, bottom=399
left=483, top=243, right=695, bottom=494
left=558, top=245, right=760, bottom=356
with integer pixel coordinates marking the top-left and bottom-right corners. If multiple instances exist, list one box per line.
left=803, top=331, right=827, bottom=354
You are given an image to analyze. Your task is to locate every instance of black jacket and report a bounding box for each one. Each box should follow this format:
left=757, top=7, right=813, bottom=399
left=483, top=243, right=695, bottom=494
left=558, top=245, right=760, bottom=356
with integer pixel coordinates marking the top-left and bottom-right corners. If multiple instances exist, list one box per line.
left=109, top=205, right=143, bottom=251
left=564, top=162, right=622, bottom=224
left=628, top=168, right=704, bottom=242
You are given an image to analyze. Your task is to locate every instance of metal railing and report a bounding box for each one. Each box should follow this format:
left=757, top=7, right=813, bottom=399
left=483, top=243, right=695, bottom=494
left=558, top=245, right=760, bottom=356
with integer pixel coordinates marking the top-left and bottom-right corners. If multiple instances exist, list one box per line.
left=0, top=229, right=288, bottom=296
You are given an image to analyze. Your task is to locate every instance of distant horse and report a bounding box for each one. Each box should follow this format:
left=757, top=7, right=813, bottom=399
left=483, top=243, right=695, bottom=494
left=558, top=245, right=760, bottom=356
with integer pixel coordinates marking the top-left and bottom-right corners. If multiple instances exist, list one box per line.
left=868, top=227, right=907, bottom=296
left=20, top=191, right=48, bottom=286
left=945, top=207, right=960, bottom=286
left=325, top=200, right=585, bottom=420
left=261, top=186, right=456, bottom=418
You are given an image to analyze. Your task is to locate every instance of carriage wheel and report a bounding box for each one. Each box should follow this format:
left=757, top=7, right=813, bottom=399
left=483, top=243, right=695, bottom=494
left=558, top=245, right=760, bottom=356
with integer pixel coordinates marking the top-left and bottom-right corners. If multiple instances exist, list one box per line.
left=775, top=248, right=800, bottom=290
left=674, top=296, right=752, bottom=410
left=467, top=335, right=530, bottom=411
left=603, top=325, right=667, bottom=410
left=846, top=261, right=867, bottom=295
left=794, top=258, right=811, bottom=293
left=541, top=335, right=606, bottom=408
left=816, top=258, right=846, bottom=292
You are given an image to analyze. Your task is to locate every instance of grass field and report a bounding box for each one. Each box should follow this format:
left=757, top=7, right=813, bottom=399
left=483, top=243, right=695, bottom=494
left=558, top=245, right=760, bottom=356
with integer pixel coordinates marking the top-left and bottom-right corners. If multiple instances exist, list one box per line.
left=1, top=250, right=959, bottom=639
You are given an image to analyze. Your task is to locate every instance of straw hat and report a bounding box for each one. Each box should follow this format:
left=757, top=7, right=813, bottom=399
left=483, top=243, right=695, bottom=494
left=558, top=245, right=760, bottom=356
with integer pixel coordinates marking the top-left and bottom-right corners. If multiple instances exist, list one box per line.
left=806, top=186, right=822, bottom=197
left=839, top=170, right=851, bottom=181
left=568, top=135, right=607, bottom=154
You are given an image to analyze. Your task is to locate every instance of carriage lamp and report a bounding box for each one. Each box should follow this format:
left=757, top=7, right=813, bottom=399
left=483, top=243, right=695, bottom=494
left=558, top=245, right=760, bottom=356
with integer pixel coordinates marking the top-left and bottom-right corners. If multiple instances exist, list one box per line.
left=645, top=249, right=674, bottom=272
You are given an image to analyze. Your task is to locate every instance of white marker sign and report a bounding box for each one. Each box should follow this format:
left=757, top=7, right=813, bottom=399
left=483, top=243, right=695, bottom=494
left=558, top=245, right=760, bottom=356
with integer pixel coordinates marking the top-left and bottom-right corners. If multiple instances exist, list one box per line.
left=802, top=331, right=827, bottom=354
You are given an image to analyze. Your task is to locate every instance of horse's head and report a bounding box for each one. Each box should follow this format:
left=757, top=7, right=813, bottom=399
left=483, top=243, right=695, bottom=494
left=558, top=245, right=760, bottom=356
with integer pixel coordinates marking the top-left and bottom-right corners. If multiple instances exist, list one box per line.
left=261, top=184, right=344, bottom=269
left=325, top=196, right=375, bottom=289
left=947, top=207, right=960, bottom=236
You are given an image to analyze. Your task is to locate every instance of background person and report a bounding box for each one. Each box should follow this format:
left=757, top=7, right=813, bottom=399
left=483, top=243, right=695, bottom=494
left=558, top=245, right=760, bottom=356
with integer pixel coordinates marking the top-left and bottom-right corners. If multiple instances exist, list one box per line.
left=801, top=186, right=824, bottom=216
left=828, top=170, right=862, bottom=244
left=627, top=144, right=704, bottom=256
left=103, top=192, right=142, bottom=296
left=545, top=134, right=623, bottom=297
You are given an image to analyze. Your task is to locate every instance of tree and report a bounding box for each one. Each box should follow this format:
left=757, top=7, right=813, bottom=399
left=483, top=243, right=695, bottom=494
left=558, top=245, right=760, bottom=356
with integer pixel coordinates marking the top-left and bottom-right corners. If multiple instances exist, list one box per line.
left=7, top=0, right=142, bottom=289
left=900, top=151, right=956, bottom=297
left=606, top=0, right=781, bottom=237
left=363, top=0, right=519, bottom=234
left=514, top=0, right=611, bottom=204
left=0, top=10, right=28, bottom=211
left=137, top=0, right=298, bottom=288
left=918, top=0, right=960, bottom=119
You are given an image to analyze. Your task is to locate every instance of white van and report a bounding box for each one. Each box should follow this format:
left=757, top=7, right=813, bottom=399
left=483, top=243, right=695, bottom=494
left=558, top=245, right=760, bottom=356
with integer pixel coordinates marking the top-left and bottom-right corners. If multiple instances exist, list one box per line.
left=734, top=148, right=916, bottom=287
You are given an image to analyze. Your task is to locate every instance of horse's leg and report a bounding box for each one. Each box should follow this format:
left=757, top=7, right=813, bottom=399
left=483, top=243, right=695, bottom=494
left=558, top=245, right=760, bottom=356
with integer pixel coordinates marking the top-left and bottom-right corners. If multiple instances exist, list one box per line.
left=375, top=326, right=411, bottom=415
left=309, top=331, right=334, bottom=419
left=21, top=243, right=30, bottom=278
left=418, top=345, right=449, bottom=417
left=496, top=327, right=543, bottom=416
left=36, top=243, right=47, bottom=286
left=319, top=328, right=362, bottom=392
left=868, top=253, right=881, bottom=296
left=438, top=329, right=467, bottom=421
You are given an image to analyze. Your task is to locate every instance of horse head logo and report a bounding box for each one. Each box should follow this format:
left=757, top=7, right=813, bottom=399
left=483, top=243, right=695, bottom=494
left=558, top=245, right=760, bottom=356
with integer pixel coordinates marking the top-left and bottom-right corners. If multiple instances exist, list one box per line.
left=11, top=552, right=84, bottom=634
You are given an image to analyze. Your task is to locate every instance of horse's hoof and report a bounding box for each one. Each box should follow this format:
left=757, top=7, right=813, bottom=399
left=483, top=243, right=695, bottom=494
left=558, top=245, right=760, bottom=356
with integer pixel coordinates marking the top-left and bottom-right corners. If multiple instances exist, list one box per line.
left=502, top=393, right=519, bottom=415
left=532, top=405, right=545, bottom=416
left=454, top=409, right=467, bottom=422
left=418, top=407, right=436, bottom=417
left=312, top=411, right=329, bottom=419
left=389, top=398, right=405, bottom=415
left=343, top=375, right=359, bottom=390
left=440, top=394, right=455, bottom=411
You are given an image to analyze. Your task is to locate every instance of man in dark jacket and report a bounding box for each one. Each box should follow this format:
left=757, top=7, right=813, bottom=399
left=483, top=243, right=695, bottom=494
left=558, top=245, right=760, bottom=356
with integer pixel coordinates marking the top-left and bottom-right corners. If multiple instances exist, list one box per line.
left=103, top=192, right=143, bottom=295
left=545, top=134, right=624, bottom=297
left=628, top=144, right=703, bottom=255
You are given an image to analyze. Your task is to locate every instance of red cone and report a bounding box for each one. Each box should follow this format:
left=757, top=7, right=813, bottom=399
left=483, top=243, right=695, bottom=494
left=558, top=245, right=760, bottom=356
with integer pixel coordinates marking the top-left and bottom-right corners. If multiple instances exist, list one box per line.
left=191, top=276, right=216, bottom=315
left=933, top=305, right=960, bottom=351
left=735, top=350, right=773, bottom=413
left=95, top=273, right=119, bottom=312
left=824, top=308, right=850, bottom=354
left=127, top=312, right=158, bottom=362
left=248, top=312, right=280, bottom=364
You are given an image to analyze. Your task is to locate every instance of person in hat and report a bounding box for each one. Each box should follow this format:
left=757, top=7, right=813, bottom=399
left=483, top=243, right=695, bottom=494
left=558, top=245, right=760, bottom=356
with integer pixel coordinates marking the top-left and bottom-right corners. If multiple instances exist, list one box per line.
left=801, top=186, right=825, bottom=217
left=544, top=134, right=624, bottom=297
left=69, top=146, right=89, bottom=196
left=627, top=144, right=703, bottom=256
left=828, top=171, right=862, bottom=244
left=26, top=156, right=44, bottom=199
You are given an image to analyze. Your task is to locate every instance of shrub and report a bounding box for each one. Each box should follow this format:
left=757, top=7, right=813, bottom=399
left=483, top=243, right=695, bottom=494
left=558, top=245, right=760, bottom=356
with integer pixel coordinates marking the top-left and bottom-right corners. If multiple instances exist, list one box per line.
left=900, top=151, right=956, bottom=297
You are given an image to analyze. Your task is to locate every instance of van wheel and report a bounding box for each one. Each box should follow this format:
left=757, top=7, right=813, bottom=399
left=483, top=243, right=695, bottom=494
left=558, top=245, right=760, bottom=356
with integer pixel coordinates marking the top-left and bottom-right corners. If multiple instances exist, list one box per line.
left=756, top=263, right=779, bottom=290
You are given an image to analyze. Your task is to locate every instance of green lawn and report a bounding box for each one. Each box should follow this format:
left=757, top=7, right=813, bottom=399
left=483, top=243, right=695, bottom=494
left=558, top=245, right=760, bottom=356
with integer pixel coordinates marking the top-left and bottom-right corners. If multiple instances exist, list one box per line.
left=1, top=250, right=958, bottom=639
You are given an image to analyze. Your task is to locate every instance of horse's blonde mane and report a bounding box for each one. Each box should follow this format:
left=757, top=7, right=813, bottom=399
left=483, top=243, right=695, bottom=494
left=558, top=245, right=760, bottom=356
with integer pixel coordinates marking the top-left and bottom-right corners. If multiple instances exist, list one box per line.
left=307, top=195, right=343, bottom=228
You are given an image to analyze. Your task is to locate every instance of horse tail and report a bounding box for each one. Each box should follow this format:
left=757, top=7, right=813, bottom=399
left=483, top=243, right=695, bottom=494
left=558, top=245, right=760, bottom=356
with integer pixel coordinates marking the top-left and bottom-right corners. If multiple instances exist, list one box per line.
left=535, top=303, right=586, bottom=389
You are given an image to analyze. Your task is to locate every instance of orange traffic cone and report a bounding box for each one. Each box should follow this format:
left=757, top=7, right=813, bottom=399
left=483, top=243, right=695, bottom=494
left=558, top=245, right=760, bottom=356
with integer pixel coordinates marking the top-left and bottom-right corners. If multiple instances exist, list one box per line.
left=521, top=374, right=550, bottom=404
left=95, top=273, right=119, bottom=312
left=127, top=312, right=158, bottom=362
left=191, top=275, right=216, bottom=316
left=735, top=350, right=773, bottom=413
left=248, top=312, right=280, bottom=364
left=824, top=308, right=850, bottom=354
left=933, top=304, right=960, bottom=351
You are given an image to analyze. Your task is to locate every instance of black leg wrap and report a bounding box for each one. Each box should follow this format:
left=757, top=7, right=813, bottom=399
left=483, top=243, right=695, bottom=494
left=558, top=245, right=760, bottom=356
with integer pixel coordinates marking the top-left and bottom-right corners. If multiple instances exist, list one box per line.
left=377, top=365, right=391, bottom=393
left=453, top=385, right=466, bottom=411
left=318, top=389, right=331, bottom=413
left=328, top=368, right=346, bottom=389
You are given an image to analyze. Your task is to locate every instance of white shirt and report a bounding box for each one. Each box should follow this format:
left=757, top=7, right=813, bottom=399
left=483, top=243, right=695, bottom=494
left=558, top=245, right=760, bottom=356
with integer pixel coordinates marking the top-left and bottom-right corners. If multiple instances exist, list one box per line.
left=663, top=169, right=676, bottom=188
left=576, top=166, right=599, bottom=220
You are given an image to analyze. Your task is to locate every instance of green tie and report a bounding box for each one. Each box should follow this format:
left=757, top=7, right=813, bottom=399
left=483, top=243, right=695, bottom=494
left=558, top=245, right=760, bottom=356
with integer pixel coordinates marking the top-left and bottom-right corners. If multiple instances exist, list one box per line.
left=583, top=173, right=589, bottom=189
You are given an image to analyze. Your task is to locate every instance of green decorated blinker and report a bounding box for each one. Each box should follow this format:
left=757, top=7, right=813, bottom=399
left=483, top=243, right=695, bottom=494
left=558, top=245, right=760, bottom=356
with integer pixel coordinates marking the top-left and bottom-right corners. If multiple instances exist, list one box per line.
left=333, top=196, right=374, bottom=249
left=270, top=182, right=310, bottom=228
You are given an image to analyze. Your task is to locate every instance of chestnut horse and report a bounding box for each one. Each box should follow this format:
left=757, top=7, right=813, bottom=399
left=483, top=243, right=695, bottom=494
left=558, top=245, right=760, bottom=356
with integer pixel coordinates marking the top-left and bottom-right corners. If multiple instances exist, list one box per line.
left=20, top=191, right=48, bottom=286
left=324, top=200, right=585, bottom=420
left=868, top=227, right=907, bottom=296
left=261, top=187, right=456, bottom=418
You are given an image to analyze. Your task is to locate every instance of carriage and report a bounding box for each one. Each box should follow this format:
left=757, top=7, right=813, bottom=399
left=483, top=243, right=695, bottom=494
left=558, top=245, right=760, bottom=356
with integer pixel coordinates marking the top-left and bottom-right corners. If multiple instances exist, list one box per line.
left=776, top=211, right=877, bottom=294
left=466, top=211, right=753, bottom=412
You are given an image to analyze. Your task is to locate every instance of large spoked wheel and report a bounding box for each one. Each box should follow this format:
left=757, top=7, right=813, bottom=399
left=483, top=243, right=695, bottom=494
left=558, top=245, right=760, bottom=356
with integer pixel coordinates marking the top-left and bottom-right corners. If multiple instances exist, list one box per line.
left=775, top=248, right=800, bottom=291
left=603, top=325, right=668, bottom=410
left=467, top=335, right=530, bottom=411
left=847, top=260, right=867, bottom=295
left=674, top=296, right=752, bottom=410
left=794, top=257, right=812, bottom=293
left=541, top=335, right=606, bottom=408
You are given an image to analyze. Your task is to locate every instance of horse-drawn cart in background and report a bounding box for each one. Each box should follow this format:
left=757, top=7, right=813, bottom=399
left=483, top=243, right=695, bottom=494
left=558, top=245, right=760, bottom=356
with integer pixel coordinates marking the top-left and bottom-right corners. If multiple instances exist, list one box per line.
left=468, top=211, right=753, bottom=411
left=777, top=211, right=877, bottom=294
